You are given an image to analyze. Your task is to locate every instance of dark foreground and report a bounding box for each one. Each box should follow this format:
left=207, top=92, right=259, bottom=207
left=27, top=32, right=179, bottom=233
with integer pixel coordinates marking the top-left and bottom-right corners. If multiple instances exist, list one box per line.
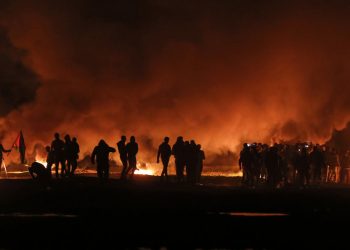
left=0, top=175, right=350, bottom=249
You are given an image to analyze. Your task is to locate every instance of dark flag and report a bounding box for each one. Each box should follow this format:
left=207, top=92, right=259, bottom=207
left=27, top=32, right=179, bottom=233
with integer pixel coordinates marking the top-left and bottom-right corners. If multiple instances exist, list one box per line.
left=12, top=130, right=26, bottom=164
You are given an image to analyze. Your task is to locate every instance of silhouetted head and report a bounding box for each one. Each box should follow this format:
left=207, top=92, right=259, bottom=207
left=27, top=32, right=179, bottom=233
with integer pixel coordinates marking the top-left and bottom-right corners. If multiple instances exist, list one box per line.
left=98, top=139, right=107, bottom=147
left=176, top=136, right=183, bottom=143
left=54, top=133, right=60, bottom=139
left=72, top=137, right=77, bottom=143
left=197, top=144, right=202, bottom=150
left=164, top=137, right=169, bottom=143
left=64, top=134, right=71, bottom=142
left=130, top=136, right=135, bottom=143
left=121, top=135, right=126, bottom=142
left=45, top=146, right=51, bottom=152
left=190, top=140, right=196, bottom=145
left=243, top=143, right=248, bottom=149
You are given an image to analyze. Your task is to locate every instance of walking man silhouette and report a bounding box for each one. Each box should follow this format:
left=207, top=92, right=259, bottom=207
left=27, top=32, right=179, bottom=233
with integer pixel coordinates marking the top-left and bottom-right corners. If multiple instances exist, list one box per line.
left=157, top=137, right=171, bottom=181
left=126, top=136, right=138, bottom=179
left=117, top=136, right=128, bottom=179
left=91, top=140, right=116, bottom=181
left=51, top=133, right=66, bottom=178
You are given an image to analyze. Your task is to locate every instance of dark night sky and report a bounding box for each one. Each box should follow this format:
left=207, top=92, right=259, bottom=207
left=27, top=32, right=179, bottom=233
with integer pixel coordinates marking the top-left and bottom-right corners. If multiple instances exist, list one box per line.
left=1, top=0, right=350, bottom=161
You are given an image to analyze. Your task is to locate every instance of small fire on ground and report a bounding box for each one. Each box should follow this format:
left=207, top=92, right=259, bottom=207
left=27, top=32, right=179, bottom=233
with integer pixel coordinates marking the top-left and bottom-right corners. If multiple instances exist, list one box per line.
left=134, top=162, right=155, bottom=175
left=35, top=156, right=48, bottom=168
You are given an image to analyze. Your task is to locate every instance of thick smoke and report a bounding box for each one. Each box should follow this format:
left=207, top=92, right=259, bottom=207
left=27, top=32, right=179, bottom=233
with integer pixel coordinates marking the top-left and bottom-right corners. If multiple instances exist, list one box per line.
left=1, top=0, right=350, bottom=165
left=0, top=26, right=40, bottom=142
left=0, top=27, right=40, bottom=117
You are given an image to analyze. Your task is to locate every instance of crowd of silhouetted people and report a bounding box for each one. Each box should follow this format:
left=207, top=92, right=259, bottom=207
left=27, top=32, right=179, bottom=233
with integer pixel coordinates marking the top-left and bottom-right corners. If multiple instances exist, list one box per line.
left=239, top=142, right=350, bottom=188
left=27, top=133, right=206, bottom=184
left=20, top=132, right=350, bottom=188
left=29, top=133, right=80, bottom=181
left=169, top=136, right=205, bottom=184
left=116, top=135, right=205, bottom=184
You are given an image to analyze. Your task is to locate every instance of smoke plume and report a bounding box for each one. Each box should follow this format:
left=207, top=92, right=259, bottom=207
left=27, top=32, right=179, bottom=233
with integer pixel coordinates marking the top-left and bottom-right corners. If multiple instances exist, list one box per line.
left=1, top=0, right=350, bottom=164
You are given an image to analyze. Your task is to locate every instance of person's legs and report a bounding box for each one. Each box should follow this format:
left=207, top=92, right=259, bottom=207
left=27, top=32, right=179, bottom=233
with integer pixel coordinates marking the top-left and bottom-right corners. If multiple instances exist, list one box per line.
left=60, top=159, right=66, bottom=177
left=335, top=166, right=341, bottom=183
left=120, top=157, right=128, bottom=179
left=47, top=163, right=52, bottom=179
left=161, top=159, right=169, bottom=181
left=66, top=159, right=71, bottom=176
left=129, top=157, right=136, bottom=178
left=175, top=159, right=181, bottom=182
left=97, top=166, right=103, bottom=180
left=105, top=166, right=109, bottom=180
left=70, top=159, right=77, bottom=176
left=55, top=160, right=59, bottom=178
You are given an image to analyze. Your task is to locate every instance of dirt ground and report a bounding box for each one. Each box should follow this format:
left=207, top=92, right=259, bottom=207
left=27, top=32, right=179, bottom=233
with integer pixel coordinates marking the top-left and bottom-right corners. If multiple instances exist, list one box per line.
left=0, top=175, right=349, bottom=249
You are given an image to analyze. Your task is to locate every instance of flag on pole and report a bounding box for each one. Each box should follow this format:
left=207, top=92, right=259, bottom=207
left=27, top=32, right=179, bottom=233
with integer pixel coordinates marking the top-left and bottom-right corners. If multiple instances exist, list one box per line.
left=12, top=130, right=26, bottom=164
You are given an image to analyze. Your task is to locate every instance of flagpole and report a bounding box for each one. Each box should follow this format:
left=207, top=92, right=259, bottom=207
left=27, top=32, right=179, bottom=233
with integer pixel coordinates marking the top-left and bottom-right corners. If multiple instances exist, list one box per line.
left=7, top=132, right=20, bottom=157
left=1, top=158, right=8, bottom=178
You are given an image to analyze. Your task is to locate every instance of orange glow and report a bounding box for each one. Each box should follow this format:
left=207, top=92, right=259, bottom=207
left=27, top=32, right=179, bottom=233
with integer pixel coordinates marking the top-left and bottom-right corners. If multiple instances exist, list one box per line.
left=35, top=156, right=48, bottom=168
left=134, top=162, right=156, bottom=176
left=134, top=168, right=155, bottom=176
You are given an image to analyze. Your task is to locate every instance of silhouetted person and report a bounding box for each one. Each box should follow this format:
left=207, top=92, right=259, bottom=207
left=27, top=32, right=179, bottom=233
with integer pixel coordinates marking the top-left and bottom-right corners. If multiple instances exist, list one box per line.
left=46, top=146, right=54, bottom=179
left=187, top=140, right=198, bottom=184
left=125, top=136, right=138, bottom=179
left=51, top=133, right=66, bottom=178
left=70, top=137, right=80, bottom=176
left=340, top=150, right=350, bottom=184
left=117, top=136, right=128, bottom=179
left=251, top=144, right=263, bottom=184
left=310, top=146, right=325, bottom=184
left=172, top=137, right=185, bottom=182
left=326, top=147, right=340, bottom=183
left=64, top=134, right=73, bottom=176
left=91, top=140, right=116, bottom=181
left=28, top=162, right=50, bottom=183
left=265, top=146, right=281, bottom=188
left=157, top=137, right=171, bottom=181
left=239, top=143, right=253, bottom=187
left=196, top=144, right=205, bottom=183
left=0, top=144, right=11, bottom=173
left=278, top=146, right=288, bottom=186
left=296, top=147, right=310, bottom=187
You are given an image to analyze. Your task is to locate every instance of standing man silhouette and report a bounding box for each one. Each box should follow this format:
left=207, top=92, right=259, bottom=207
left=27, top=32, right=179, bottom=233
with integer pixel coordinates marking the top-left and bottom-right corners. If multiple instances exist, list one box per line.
left=70, top=137, right=80, bottom=176
left=117, top=135, right=128, bottom=179
left=126, top=136, right=138, bottom=179
left=45, top=146, right=54, bottom=179
left=51, top=133, right=66, bottom=178
left=196, top=144, right=205, bottom=183
left=64, top=134, right=73, bottom=176
left=157, top=137, right=171, bottom=181
left=172, top=136, right=185, bottom=183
